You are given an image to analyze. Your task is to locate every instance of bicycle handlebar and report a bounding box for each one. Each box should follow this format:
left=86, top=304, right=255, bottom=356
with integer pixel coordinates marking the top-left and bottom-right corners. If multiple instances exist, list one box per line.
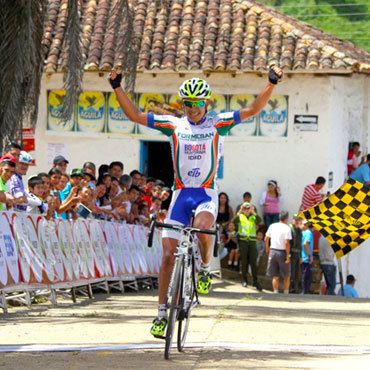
left=147, top=215, right=220, bottom=255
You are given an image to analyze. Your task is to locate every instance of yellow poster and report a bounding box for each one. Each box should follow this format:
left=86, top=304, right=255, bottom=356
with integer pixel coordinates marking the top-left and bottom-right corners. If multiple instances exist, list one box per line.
left=137, top=93, right=166, bottom=136
left=47, top=90, right=74, bottom=132
left=228, top=94, right=257, bottom=136
left=107, top=92, right=136, bottom=134
left=77, top=91, right=105, bottom=133
left=259, top=95, right=288, bottom=137
left=207, top=94, right=227, bottom=116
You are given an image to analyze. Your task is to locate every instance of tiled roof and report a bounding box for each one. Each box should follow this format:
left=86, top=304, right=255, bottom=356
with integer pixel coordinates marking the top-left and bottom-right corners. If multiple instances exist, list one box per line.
left=43, top=0, right=370, bottom=74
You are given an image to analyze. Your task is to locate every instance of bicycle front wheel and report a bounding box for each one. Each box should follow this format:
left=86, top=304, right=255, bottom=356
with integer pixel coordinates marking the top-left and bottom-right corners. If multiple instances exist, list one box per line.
left=165, top=254, right=184, bottom=360
left=177, top=254, right=196, bottom=352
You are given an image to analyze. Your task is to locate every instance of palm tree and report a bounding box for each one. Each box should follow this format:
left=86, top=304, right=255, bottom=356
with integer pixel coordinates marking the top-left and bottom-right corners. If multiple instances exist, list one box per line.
left=0, top=0, right=138, bottom=151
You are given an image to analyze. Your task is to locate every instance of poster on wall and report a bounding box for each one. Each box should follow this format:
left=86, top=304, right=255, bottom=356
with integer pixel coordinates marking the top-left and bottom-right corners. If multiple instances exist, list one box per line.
left=207, top=94, right=227, bottom=116
left=22, top=129, right=36, bottom=165
left=107, top=92, right=136, bottom=134
left=77, top=91, right=105, bottom=133
left=228, top=94, right=257, bottom=136
left=137, top=93, right=166, bottom=136
left=259, top=95, right=288, bottom=137
left=47, top=90, right=75, bottom=132
left=47, top=143, right=69, bottom=167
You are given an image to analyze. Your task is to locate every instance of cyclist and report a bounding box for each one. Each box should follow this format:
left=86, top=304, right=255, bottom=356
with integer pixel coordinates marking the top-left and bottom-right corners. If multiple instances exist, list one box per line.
left=108, top=66, right=283, bottom=337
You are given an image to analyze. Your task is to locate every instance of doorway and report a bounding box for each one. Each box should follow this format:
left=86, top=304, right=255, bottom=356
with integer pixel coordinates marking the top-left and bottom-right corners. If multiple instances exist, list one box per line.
left=140, top=141, right=173, bottom=187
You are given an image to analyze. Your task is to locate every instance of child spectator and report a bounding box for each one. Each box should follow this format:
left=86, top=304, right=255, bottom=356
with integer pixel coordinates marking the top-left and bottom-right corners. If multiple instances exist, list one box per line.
left=150, top=196, right=162, bottom=216
left=224, top=222, right=239, bottom=270
left=38, top=172, right=51, bottom=200
left=26, top=176, right=55, bottom=219
left=74, top=186, right=94, bottom=219
left=138, top=204, right=150, bottom=226
left=256, top=230, right=265, bottom=265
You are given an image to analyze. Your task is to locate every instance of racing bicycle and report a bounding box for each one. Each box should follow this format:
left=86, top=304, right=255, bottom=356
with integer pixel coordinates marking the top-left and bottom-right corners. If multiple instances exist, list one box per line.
left=148, top=215, right=220, bottom=359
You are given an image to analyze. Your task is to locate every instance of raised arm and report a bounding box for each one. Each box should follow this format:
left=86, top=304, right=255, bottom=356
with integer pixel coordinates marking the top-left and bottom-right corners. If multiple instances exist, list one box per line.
left=239, top=66, right=283, bottom=122
left=108, top=70, right=148, bottom=126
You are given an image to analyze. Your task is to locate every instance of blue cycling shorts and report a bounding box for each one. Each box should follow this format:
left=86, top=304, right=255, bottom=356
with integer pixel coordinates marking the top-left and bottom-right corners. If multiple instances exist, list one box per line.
left=162, top=188, right=218, bottom=240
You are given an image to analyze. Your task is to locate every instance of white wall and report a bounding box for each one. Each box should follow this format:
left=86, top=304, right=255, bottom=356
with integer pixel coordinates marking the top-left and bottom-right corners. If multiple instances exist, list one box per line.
left=31, top=71, right=370, bottom=295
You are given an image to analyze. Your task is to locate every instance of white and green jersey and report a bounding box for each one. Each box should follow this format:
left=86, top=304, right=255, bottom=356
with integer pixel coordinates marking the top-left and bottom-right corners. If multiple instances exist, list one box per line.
left=147, top=111, right=242, bottom=190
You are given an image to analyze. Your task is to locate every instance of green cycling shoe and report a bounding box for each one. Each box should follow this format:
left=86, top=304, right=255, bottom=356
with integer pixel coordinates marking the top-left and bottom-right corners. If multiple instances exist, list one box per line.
left=150, top=316, right=168, bottom=337
left=196, top=271, right=212, bottom=294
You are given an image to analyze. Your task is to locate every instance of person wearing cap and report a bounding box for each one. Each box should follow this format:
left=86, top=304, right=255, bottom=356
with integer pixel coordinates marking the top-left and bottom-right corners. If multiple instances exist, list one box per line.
left=0, top=155, right=17, bottom=210
left=301, top=220, right=314, bottom=294
left=289, top=214, right=303, bottom=293
left=53, top=155, right=69, bottom=173
left=9, top=151, right=33, bottom=211
left=338, top=274, right=359, bottom=298
left=265, top=211, right=292, bottom=294
left=82, top=170, right=96, bottom=189
left=234, top=202, right=262, bottom=291
left=260, top=180, right=284, bottom=230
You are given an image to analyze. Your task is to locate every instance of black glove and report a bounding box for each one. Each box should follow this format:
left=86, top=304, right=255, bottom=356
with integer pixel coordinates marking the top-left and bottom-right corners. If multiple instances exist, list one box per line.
left=108, top=71, right=122, bottom=89
left=268, top=66, right=282, bottom=85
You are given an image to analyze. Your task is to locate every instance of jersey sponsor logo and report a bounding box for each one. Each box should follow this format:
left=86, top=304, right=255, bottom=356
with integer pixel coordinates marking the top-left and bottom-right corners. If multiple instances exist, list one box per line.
left=188, top=155, right=202, bottom=160
left=177, top=132, right=214, bottom=140
left=184, top=143, right=206, bottom=154
left=187, top=168, right=201, bottom=177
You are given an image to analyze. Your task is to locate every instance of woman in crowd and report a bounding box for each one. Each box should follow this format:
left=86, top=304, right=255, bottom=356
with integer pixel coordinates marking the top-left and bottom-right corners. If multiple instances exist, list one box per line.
left=260, top=180, right=284, bottom=230
left=216, top=192, right=234, bottom=230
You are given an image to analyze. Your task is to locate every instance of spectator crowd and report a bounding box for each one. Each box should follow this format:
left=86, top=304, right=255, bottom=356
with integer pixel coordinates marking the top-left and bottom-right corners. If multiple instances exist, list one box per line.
left=0, top=141, right=364, bottom=297
left=0, top=142, right=171, bottom=227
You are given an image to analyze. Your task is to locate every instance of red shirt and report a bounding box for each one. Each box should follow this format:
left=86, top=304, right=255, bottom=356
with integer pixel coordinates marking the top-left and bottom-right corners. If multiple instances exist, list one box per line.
left=300, top=184, right=323, bottom=211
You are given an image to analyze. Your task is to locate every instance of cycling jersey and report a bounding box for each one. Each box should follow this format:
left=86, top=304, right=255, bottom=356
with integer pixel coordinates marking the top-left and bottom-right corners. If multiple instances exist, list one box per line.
left=147, top=111, right=242, bottom=190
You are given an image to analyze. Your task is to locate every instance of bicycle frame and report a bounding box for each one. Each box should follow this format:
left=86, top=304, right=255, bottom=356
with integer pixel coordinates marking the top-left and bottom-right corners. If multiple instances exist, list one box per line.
left=148, top=216, right=220, bottom=359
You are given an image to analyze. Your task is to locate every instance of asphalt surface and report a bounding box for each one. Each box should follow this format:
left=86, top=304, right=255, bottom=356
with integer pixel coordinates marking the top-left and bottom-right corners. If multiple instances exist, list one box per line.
left=1, top=279, right=370, bottom=369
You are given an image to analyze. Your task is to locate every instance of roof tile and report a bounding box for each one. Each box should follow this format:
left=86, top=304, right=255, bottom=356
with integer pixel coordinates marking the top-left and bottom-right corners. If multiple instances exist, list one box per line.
left=43, top=0, right=370, bottom=74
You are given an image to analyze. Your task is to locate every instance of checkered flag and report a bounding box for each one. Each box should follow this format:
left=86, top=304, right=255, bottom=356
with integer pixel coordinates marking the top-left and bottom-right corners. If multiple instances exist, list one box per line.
left=299, top=178, right=370, bottom=259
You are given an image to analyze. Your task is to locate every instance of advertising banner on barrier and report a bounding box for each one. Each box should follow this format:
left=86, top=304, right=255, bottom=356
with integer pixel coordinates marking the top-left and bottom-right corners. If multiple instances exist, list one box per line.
left=0, top=211, right=162, bottom=292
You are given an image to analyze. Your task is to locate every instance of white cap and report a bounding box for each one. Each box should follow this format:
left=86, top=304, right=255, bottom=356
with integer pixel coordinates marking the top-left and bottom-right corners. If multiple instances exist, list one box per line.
left=19, top=151, right=33, bottom=164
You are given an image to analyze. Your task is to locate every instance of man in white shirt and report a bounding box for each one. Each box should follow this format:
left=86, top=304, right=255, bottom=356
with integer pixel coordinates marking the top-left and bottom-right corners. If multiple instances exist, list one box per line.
left=265, top=211, right=292, bottom=294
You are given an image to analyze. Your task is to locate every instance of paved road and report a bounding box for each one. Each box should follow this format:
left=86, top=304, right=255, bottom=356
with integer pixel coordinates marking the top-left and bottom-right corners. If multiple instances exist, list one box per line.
left=1, top=279, right=370, bottom=369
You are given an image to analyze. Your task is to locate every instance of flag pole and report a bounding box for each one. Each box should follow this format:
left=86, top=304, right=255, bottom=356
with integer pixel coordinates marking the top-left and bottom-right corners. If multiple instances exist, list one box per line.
left=337, top=259, right=344, bottom=295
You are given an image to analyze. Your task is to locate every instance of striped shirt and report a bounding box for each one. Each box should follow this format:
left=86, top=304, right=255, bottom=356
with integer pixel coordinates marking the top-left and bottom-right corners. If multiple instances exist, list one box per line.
left=299, top=184, right=323, bottom=211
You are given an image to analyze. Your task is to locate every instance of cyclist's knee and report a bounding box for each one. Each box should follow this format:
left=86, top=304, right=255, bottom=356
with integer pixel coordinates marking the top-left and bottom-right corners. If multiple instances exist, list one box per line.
left=162, top=249, right=176, bottom=267
left=162, top=237, right=178, bottom=267
left=193, top=212, right=214, bottom=229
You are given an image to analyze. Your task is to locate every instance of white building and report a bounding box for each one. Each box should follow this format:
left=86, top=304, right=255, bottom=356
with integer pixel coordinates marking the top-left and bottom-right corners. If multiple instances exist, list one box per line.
left=31, top=0, right=370, bottom=295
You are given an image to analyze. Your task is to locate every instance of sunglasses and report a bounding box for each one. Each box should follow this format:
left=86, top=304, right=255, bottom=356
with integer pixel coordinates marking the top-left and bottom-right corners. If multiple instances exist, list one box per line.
left=183, top=100, right=207, bottom=108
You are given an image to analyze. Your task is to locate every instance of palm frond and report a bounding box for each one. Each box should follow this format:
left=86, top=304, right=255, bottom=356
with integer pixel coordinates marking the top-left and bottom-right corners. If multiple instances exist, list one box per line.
left=0, top=0, right=47, bottom=150
left=60, top=0, right=83, bottom=123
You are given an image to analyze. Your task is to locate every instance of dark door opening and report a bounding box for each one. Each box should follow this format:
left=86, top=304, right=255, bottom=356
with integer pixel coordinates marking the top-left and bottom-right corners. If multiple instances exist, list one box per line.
left=140, top=141, right=173, bottom=188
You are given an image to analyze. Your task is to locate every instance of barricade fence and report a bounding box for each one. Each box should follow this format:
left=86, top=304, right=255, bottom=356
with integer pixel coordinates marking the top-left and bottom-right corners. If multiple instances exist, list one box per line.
left=0, top=211, right=163, bottom=311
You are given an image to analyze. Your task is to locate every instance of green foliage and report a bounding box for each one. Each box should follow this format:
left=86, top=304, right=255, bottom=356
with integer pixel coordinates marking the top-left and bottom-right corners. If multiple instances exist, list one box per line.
left=259, top=0, right=370, bottom=51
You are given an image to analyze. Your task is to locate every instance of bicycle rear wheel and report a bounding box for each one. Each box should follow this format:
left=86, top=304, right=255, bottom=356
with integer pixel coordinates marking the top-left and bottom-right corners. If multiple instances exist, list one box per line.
left=165, top=254, right=184, bottom=360
left=177, top=254, right=196, bottom=352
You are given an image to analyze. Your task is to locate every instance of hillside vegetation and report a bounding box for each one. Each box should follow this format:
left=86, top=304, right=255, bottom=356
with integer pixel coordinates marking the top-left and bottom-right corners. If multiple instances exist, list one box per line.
left=259, top=0, right=370, bottom=52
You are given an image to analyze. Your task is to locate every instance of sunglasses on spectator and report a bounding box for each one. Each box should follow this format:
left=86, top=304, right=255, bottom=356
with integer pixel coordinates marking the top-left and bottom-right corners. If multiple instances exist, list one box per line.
left=183, top=100, right=207, bottom=108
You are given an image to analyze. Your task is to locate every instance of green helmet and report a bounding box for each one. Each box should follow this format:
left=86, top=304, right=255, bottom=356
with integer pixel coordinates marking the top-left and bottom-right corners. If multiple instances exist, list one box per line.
left=179, top=78, right=211, bottom=99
